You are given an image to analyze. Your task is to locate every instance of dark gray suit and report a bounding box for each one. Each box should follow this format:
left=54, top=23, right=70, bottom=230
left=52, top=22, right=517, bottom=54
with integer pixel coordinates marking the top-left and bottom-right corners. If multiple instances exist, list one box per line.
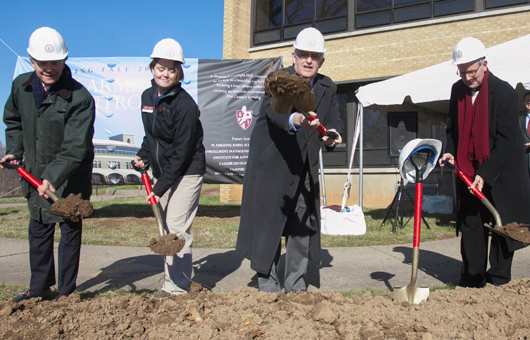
left=236, top=66, right=343, bottom=292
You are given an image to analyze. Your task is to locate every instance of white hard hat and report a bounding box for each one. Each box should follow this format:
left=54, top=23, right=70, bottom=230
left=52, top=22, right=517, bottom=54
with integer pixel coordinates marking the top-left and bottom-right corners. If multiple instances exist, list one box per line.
left=399, top=139, right=443, bottom=183
left=150, top=38, right=185, bottom=64
left=27, top=27, right=68, bottom=61
left=452, top=37, right=486, bottom=65
left=293, top=27, right=326, bottom=53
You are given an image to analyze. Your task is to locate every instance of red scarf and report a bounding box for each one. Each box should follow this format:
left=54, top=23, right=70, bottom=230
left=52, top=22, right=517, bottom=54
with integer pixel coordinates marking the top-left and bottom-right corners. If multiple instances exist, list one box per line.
left=455, top=69, right=490, bottom=179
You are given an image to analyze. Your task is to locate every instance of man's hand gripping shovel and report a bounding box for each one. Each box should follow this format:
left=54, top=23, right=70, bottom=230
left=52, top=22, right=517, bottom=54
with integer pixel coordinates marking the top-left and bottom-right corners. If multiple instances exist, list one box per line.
left=0, top=162, right=93, bottom=221
left=265, top=69, right=339, bottom=140
left=443, top=160, right=530, bottom=243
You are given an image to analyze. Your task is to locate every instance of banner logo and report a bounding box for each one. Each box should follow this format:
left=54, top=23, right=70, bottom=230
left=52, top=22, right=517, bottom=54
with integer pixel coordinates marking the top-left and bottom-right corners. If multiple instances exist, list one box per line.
left=236, top=106, right=252, bottom=130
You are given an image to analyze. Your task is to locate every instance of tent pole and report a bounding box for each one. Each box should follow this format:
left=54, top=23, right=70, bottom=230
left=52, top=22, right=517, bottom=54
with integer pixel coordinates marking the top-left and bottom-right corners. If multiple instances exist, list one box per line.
left=319, top=147, right=327, bottom=207
left=359, top=103, right=364, bottom=209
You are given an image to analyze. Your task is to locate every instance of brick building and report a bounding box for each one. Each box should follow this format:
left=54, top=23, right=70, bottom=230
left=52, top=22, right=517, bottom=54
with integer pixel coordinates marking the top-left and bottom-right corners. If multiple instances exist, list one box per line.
left=223, top=0, right=530, bottom=208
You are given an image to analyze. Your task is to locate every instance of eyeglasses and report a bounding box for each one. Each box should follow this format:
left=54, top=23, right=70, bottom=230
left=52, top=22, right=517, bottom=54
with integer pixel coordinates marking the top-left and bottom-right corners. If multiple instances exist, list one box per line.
left=295, top=51, right=323, bottom=63
left=32, top=60, right=64, bottom=70
left=456, top=63, right=482, bottom=78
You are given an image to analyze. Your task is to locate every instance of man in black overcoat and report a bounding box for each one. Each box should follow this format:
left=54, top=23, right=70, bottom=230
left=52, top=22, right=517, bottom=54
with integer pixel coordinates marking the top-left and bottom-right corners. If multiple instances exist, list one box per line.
left=518, top=92, right=530, bottom=176
left=236, top=28, right=343, bottom=293
left=440, top=37, right=530, bottom=288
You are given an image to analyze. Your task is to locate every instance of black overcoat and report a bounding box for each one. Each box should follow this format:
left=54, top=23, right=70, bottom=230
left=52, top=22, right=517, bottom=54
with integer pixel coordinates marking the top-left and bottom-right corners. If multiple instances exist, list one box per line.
left=236, top=66, right=343, bottom=274
left=445, top=72, right=530, bottom=252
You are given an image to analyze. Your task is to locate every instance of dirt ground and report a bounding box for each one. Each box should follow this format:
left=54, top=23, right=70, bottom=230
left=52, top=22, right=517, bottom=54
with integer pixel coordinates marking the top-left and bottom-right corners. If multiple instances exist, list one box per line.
left=2, top=279, right=530, bottom=339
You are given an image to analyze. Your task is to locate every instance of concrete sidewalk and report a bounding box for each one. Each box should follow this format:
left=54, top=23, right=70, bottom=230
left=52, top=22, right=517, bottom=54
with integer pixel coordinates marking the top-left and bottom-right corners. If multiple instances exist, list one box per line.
left=2, top=237, right=530, bottom=293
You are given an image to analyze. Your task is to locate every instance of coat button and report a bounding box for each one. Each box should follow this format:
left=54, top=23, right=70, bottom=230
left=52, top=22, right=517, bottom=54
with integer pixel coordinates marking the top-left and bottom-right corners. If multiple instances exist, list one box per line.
left=289, top=181, right=294, bottom=186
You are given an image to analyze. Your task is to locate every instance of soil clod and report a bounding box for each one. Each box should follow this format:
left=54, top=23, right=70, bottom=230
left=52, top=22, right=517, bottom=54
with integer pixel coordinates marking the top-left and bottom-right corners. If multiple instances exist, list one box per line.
left=495, top=222, right=530, bottom=244
left=51, top=193, right=94, bottom=222
left=148, top=233, right=185, bottom=256
left=265, top=70, right=316, bottom=114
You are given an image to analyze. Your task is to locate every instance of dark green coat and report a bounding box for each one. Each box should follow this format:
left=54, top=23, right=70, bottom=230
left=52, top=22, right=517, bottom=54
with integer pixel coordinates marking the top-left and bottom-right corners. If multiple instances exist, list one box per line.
left=3, top=66, right=95, bottom=223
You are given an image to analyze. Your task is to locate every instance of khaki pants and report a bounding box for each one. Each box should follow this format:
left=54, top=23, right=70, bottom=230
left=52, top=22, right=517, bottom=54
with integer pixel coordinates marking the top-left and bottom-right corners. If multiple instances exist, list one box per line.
left=158, top=174, right=203, bottom=294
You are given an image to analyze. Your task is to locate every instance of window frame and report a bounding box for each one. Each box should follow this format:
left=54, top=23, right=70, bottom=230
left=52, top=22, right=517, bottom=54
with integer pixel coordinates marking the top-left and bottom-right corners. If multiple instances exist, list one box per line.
left=251, top=0, right=529, bottom=47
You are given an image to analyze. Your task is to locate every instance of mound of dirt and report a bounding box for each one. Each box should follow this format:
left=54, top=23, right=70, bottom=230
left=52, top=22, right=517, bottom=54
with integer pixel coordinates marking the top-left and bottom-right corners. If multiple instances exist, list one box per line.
left=51, top=193, right=94, bottom=222
left=496, top=222, right=530, bottom=244
left=2, top=280, right=530, bottom=339
left=148, top=233, right=185, bottom=256
left=265, top=70, right=316, bottom=114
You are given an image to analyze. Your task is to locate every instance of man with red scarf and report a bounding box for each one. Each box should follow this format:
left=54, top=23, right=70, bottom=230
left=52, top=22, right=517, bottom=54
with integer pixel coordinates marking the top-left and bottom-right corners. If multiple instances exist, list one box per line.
left=440, top=37, right=530, bottom=288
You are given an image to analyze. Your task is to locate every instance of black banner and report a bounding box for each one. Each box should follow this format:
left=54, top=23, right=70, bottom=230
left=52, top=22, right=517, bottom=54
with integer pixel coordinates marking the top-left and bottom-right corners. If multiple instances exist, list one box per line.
left=198, top=58, right=283, bottom=184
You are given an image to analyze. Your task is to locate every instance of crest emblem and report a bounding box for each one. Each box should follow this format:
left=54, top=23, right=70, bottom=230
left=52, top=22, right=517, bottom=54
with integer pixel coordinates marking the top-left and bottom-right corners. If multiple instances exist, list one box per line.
left=166, top=49, right=175, bottom=57
left=456, top=51, right=463, bottom=58
left=236, top=106, right=252, bottom=130
left=307, top=39, right=316, bottom=47
left=44, top=44, right=54, bottom=53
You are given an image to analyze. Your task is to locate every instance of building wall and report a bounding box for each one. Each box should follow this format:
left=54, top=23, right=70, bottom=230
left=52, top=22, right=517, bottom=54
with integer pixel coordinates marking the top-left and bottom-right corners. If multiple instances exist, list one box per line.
left=223, top=0, right=252, bottom=59
left=225, top=1, right=530, bottom=82
left=223, top=1, right=530, bottom=208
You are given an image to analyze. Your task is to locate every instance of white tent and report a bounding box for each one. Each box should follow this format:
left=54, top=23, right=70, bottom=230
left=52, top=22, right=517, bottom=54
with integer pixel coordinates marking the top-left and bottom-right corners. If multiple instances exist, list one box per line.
left=354, top=34, right=530, bottom=207
left=357, top=33, right=530, bottom=110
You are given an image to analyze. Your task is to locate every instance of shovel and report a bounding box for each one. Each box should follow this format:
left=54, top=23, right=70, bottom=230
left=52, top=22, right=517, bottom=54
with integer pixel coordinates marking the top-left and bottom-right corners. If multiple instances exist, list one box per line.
left=266, top=70, right=338, bottom=139
left=393, top=148, right=432, bottom=304
left=443, top=161, right=528, bottom=243
left=131, top=161, right=165, bottom=237
left=1, top=162, right=70, bottom=218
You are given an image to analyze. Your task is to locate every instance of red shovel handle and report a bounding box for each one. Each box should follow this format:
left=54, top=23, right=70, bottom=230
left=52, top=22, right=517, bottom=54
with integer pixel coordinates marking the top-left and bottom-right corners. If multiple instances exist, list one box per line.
left=443, top=161, right=485, bottom=200
left=142, top=172, right=157, bottom=205
left=1, top=162, right=59, bottom=201
left=302, top=112, right=338, bottom=138
left=130, top=160, right=157, bottom=205
left=413, top=183, right=423, bottom=248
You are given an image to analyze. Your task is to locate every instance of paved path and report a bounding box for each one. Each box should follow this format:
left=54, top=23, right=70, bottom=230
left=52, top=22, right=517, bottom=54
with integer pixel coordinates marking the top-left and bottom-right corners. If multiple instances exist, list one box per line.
left=2, top=237, right=530, bottom=293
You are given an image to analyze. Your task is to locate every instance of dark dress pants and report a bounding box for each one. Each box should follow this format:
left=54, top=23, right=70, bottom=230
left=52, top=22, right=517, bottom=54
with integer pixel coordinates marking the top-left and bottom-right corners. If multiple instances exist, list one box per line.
left=258, top=169, right=314, bottom=293
left=459, top=192, right=514, bottom=287
left=28, top=218, right=82, bottom=296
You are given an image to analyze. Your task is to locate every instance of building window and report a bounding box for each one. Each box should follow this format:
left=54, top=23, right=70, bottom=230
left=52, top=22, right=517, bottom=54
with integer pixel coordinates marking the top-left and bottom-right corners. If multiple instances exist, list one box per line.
left=93, top=160, right=97, bottom=168
left=254, top=0, right=347, bottom=45
left=486, top=0, right=528, bottom=9
left=253, top=0, right=529, bottom=46
left=117, top=162, right=121, bottom=169
left=355, top=0, right=474, bottom=29
left=97, top=161, right=101, bottom=168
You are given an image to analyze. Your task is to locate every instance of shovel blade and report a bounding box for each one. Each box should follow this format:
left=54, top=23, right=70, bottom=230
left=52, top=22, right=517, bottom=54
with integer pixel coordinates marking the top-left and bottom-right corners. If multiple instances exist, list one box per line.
left=393, top=285, right=429, bottom=304
left=484, top=223, right=527, bottom=243
left=43, top=209, right=71, bottom=219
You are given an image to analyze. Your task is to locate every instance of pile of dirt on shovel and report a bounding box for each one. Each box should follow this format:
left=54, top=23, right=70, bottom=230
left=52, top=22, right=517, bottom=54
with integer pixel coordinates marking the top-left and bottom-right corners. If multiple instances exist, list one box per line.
left=3, top=280, right=530, bottom=339
left=265, top=70, right=316, bottom=115
left=265, top=69, right=311, bottom=97
left=496, top=222, right=530, bottom=244
left=148, top=233, right=185, bottom=256
left=51, top=193, right=94, bottom=222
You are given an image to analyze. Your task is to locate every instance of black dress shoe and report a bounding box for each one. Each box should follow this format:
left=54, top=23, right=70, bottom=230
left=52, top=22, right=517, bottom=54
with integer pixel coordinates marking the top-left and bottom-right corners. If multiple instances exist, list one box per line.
left=14, top=289, right=53, bottom=303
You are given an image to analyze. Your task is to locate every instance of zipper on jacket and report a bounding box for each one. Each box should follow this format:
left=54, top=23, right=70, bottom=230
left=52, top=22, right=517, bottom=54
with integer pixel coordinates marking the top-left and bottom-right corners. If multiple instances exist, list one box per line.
left=152, top=91, right=162, bottom=176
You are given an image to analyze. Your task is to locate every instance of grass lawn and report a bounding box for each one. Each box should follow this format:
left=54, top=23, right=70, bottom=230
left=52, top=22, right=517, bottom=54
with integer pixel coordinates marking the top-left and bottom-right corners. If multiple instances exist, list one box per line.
left=0, top=184, right=456, bottom=248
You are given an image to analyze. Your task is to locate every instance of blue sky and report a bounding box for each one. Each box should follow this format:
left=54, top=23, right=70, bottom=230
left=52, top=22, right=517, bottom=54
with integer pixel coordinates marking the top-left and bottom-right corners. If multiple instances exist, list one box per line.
left=0, top=0, right=224, bottom=146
